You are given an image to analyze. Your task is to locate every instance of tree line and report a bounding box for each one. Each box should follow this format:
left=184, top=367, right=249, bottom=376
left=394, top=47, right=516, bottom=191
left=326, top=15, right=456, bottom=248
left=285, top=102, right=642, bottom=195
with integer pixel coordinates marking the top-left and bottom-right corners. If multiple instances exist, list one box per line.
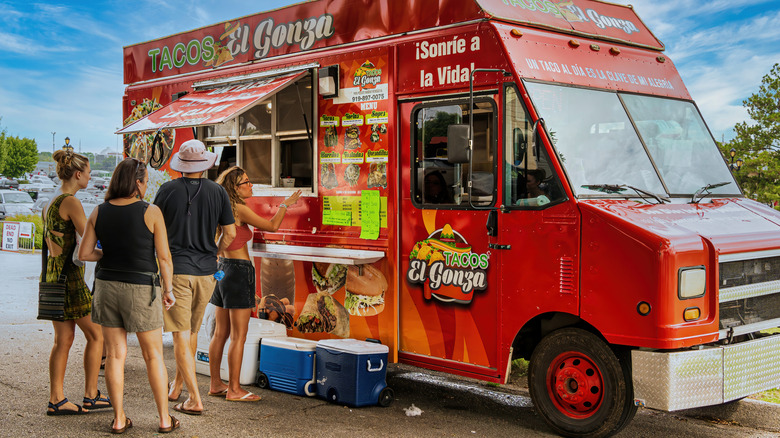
left=0, top=118, right=38, bottom=179
left=718, top=63, right=780, bottom=207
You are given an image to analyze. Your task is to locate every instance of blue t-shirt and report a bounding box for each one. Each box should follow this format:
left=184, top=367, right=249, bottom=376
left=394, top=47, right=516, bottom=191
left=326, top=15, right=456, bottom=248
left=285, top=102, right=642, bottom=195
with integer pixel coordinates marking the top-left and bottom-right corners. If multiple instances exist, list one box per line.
left=153, top=177, right=234, bottom=275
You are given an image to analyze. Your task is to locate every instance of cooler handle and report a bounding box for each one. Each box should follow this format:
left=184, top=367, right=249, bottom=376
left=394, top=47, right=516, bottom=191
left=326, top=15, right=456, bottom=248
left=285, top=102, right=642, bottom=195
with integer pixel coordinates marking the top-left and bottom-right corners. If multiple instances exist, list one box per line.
left=366, top=358, right=384, bottom=372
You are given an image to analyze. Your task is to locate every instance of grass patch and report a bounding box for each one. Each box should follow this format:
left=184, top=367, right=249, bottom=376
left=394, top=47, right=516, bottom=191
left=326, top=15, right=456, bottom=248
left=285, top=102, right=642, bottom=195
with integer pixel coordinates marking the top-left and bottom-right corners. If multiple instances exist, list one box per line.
left=751, top=388, right=780, bottom=404
left=510, top=358, right=529, bottom=383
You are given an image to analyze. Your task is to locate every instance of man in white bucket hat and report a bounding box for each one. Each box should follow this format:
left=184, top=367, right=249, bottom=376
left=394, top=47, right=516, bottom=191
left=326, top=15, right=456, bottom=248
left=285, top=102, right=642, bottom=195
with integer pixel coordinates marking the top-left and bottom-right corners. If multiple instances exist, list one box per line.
left=153, top=139, right=236, bottom=415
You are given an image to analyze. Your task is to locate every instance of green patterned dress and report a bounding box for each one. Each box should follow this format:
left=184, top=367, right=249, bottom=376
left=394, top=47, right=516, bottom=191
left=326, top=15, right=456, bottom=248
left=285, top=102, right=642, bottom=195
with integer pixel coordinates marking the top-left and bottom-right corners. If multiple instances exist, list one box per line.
left=43, top=193, right=92, bottom=320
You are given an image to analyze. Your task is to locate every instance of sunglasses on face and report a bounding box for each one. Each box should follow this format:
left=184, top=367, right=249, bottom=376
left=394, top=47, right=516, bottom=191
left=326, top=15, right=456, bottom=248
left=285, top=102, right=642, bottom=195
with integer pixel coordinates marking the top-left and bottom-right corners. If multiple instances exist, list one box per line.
left=237, top=180, right=252, bottom=186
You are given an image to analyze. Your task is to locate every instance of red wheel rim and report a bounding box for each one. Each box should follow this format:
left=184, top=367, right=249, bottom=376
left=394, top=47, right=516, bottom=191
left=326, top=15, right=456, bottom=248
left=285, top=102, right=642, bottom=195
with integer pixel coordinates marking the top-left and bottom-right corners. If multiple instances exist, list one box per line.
left=545, top=351, right=604, bottom=419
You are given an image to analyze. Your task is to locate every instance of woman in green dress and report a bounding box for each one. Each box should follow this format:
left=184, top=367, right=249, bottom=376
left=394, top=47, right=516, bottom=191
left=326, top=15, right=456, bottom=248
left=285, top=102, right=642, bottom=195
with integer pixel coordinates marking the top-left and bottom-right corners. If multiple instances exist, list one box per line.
left=42, top=149, right=109, bottom=415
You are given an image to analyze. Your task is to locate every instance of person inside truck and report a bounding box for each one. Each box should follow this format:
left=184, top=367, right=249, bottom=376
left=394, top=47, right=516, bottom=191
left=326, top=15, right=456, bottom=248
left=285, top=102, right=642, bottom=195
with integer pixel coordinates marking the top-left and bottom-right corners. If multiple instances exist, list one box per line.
left=423, top=170, right=453, bottom=204
left=515, top=168, right=550, bottom=207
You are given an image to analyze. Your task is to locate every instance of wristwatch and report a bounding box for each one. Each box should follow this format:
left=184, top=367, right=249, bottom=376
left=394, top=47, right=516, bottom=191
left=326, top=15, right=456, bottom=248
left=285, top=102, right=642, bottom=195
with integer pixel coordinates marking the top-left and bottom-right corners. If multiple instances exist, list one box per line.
left=279, top=203, right=288, bottom=209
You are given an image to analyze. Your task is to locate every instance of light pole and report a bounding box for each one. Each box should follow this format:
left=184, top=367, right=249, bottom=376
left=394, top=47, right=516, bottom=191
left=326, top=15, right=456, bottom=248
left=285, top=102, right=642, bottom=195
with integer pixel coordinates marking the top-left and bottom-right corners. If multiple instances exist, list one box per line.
left=63, top=137, right=72, bottom=152
left=728, top=148, right=743, bottom=172
left=51, top=132, right=55, bottom=153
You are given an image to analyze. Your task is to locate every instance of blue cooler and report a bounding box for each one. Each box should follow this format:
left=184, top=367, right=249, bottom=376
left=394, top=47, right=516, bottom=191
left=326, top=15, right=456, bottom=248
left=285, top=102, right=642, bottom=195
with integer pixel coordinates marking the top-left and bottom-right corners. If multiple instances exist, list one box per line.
left=315, top=339, right=394, bottom=407
left=257, top=337, right=318, bottom=396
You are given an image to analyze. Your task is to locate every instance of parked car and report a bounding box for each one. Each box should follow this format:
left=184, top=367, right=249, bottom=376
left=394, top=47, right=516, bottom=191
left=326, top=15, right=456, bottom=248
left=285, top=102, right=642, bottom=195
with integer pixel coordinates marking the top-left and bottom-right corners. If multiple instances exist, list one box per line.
left=0, top=177, right=19, bottom=190
left=0, top=189, right=35, bottom=220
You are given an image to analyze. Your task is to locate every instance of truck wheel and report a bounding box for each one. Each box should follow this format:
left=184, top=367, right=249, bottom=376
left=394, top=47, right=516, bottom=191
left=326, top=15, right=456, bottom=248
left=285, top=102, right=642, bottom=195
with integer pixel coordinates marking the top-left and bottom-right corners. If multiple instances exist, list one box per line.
left=529, top=328, right=637, bottom=438
left=256, top=372, right=269, bottom=389
left=378, top=387, right=395, bottom=407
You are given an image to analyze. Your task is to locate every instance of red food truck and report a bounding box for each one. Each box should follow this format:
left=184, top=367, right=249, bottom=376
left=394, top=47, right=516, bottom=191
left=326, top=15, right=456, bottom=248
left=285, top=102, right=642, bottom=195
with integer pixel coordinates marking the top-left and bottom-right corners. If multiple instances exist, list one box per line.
left=119, top=1, right=780, bottom=436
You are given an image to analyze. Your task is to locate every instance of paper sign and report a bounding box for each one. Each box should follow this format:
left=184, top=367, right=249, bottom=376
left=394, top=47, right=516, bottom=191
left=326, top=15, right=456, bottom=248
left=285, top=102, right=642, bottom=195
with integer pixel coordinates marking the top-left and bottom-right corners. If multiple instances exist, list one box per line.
left=3, top=222, right=19, bottom=251
left=360, top=190, right=380, bottom=240
left=323, top=210, right=352, bottom=226
left=19, top=222, right=33, bottom=239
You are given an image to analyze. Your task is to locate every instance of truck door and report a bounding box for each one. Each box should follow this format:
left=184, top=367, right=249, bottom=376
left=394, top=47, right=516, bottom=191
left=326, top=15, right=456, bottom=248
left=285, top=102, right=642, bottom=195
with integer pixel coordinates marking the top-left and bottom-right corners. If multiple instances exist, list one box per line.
left=495, top=84, right=580, bottom=341
left=398, top=95, right=501, bottom=377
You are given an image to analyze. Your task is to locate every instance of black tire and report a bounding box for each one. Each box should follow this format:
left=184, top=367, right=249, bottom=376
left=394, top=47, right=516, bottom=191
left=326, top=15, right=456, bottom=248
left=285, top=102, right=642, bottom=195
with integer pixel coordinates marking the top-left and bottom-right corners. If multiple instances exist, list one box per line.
left=378, top=387, right=395, bottom=407
left=528, top=328, right=637, bottom=438
left=256, top=372, right=269, bottom=389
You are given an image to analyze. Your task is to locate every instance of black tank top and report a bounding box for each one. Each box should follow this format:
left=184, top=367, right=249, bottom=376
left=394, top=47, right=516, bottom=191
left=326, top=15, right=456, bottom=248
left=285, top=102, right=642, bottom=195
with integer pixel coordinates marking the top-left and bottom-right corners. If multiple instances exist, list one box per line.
left=95, top=201, right=158, bottom=285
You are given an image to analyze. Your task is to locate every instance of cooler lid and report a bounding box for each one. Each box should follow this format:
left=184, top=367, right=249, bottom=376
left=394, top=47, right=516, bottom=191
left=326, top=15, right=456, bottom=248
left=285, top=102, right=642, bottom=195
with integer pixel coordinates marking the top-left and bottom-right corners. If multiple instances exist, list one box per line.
left=246, top=318, right=288, bottom=338
left=316, top=339, right=389, bottom=354
left=262, top=337, right=318, bottom=351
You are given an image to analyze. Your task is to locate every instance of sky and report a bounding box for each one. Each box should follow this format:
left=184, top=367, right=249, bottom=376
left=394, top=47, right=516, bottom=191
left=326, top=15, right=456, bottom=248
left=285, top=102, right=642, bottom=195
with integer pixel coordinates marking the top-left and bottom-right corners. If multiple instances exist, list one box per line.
left=0, top=0, right=778, bottom=154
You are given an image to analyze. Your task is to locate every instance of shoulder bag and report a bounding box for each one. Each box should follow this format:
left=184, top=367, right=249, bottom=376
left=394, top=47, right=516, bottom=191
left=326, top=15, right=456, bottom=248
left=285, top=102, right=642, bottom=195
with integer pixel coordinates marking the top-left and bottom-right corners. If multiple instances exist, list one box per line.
left=37, top=237, right=67, bottom=321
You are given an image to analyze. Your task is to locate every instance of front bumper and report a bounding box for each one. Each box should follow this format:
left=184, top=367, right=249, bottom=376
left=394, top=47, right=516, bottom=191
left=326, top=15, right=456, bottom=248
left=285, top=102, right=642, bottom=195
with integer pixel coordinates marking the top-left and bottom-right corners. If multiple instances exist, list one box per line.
left=631, top=334, right=780, bottom=411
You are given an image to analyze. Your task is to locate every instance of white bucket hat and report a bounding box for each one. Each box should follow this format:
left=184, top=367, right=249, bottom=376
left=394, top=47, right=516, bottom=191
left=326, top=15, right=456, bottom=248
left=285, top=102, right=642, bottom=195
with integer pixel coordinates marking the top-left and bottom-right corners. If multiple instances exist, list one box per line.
left=169, top=140, right=217, bottom=173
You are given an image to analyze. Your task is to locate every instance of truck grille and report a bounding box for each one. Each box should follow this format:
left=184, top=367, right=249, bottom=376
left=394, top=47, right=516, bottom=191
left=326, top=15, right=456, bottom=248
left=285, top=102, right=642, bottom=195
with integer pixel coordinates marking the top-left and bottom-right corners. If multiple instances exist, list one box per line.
left=719, top=254, right=780, bottom=338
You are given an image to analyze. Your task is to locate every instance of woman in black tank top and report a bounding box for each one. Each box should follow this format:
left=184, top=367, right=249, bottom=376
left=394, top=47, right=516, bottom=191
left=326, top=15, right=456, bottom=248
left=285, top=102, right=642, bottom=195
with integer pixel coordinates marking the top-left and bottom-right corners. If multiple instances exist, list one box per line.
left=79, top=158, right=180, bottom=434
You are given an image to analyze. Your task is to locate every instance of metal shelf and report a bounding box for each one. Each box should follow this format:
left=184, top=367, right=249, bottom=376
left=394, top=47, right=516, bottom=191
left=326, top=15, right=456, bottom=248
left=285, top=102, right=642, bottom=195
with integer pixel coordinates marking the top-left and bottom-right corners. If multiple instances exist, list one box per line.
left=250, top=243, right=384, bottom=265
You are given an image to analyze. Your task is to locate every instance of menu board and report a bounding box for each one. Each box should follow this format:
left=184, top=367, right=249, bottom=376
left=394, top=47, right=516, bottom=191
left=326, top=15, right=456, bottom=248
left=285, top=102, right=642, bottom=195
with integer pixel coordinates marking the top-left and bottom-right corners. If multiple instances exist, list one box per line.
left=318, top=54, right=390, bottom=239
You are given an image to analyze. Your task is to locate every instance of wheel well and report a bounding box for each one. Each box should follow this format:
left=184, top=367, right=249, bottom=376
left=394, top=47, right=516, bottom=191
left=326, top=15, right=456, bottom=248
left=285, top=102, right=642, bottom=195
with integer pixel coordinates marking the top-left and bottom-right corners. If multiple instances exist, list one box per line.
left=511, top=312, right=602, bottom=360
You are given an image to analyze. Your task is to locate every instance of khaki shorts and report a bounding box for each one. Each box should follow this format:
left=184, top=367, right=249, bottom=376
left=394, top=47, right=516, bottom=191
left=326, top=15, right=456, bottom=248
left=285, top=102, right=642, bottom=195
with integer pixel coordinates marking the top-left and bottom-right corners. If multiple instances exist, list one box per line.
left=163, top=274, right=216, bottom=333
left=93, top=279, right=163, bottom=333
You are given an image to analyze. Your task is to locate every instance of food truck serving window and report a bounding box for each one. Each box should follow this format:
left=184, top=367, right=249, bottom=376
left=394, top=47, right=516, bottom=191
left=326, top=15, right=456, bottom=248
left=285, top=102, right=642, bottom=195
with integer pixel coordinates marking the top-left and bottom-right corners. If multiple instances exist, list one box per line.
left=204, top=72, right=314, bottom=189
left=412, top=99, right=496, bottom=208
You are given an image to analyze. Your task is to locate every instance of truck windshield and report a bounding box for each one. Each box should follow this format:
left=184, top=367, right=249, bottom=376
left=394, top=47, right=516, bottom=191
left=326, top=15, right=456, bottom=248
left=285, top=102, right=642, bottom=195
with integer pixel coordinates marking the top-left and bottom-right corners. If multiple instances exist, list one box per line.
left=524, top=82, right=739, bottom=198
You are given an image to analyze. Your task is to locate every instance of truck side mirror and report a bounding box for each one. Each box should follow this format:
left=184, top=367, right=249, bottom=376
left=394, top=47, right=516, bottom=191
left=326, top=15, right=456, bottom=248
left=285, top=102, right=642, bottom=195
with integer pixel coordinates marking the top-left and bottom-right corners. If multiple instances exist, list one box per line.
left=447, top=124, right=470, bottom=164
left=513, top=128, right=526, bottom=165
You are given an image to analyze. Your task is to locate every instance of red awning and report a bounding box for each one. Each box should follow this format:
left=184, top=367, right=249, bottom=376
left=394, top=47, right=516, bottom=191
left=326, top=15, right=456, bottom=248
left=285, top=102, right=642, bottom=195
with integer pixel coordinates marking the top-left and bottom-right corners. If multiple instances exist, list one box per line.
left=117, top=71, right=306, bottom=134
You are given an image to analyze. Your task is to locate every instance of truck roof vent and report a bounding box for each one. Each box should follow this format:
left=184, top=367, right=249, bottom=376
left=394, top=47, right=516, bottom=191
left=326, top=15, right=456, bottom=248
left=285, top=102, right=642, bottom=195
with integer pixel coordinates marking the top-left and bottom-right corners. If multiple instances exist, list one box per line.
left=559, top=257, right=576, bottom=295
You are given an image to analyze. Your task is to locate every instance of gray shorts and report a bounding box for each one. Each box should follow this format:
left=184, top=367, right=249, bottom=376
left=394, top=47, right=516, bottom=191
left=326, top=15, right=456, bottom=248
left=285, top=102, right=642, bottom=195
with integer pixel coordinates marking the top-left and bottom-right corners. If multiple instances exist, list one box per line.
left=92, top=279, right=163, bottom=333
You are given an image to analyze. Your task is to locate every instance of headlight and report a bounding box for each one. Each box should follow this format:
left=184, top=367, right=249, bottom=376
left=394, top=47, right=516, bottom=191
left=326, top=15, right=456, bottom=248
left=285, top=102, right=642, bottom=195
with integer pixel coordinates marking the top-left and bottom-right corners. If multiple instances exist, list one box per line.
left=678, top=266, right=706, bottom=299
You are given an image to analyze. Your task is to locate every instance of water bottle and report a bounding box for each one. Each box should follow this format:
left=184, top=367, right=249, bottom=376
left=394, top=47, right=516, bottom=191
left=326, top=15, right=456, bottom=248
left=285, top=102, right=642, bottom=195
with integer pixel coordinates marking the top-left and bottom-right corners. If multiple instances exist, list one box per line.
left=214, top=270, right=225, bottom=281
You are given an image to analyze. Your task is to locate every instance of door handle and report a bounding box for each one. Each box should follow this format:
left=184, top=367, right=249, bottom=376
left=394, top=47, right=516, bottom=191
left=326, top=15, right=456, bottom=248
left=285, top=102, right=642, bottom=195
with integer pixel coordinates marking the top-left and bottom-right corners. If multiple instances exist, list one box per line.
left=488, top=243, right=511, bottom=250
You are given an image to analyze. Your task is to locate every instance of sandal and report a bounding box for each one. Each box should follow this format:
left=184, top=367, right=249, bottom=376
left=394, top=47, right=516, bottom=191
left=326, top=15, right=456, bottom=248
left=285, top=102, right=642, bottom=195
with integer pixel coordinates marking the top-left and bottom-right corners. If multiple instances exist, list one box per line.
left=47, top=398, right=88, bottom=416
left=83, top=390, right=112, bottom=410
left=158, top=415, right=180, bottom=433
left=110, top=417, right=132, bottom=434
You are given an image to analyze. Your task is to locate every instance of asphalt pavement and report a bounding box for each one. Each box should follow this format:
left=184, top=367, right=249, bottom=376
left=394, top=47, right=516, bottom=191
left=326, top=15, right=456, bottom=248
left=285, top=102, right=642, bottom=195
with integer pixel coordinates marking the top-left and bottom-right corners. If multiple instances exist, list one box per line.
left=0, top=249, right=778, bottom=437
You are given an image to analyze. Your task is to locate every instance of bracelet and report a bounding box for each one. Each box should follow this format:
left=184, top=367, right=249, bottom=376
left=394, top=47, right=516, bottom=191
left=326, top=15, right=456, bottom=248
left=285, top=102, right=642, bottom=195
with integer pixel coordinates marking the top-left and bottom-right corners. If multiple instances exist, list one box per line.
left=279, top=203, right=288, bottom=209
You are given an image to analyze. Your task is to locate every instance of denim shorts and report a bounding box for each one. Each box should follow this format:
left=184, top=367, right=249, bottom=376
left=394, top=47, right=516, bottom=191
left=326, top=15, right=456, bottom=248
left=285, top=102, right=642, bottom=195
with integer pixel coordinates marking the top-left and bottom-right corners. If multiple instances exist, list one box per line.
left=209, top=258, right=256, bottom=309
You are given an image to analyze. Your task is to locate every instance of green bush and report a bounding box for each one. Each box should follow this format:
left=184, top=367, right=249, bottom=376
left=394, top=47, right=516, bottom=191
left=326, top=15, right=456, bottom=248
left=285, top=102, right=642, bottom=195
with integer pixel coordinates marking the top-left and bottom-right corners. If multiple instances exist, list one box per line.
left=6, top=213, right=43, bottom=249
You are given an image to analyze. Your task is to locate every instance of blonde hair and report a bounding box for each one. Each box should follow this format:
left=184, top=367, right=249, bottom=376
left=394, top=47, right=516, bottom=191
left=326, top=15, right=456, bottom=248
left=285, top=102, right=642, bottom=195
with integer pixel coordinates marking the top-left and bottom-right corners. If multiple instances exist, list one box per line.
left=52, top=149, right=89, bottom=181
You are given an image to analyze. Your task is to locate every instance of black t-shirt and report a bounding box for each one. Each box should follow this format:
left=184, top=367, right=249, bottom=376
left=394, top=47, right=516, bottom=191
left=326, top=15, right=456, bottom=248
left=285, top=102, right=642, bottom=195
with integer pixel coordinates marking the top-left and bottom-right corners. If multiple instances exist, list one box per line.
left=153, top=177, right=234, bottom=275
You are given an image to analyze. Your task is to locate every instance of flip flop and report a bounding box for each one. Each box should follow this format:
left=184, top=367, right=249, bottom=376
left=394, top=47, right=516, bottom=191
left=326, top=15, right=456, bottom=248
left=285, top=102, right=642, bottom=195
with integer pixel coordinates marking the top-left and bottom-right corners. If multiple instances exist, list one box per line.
left=173, top=402, right=203, bottom=416
left=207, top=388, right=228, bottom=397
left=110, top=417, right=132, bottom=434
left=158, top=415, right=180, bottom=434
left=226, top=392, right=261, bottom=402
left=83, top=390, right=112, bottom=410
left=47, top=398, right=88, bottom=416
left=167, top=382, right=181, bottom=402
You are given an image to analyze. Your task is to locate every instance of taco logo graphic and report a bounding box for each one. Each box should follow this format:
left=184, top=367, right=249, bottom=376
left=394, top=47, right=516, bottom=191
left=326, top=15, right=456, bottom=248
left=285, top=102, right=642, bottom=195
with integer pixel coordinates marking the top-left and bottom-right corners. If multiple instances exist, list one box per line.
left=406, top=224, right=489, bottom=304
left=353, top=60, right=382, bottom=90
